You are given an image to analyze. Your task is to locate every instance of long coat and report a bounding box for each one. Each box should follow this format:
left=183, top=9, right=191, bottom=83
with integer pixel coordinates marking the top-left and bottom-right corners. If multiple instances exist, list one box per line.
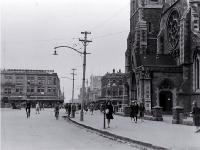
left=106, top=104, right=114, bottom=120
left=192, top=106, right=200, bottom=126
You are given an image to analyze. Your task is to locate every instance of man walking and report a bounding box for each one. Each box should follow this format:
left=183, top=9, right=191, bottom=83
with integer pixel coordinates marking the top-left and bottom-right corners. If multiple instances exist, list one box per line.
left=68, top=103, right=71, bottom=118
left=25, top=101, right=31, bottom=118
left=133, top=101, right=139, bottom=123
left=191, top=101, right=200, bottom=133
left=71, top=103, right=76, bottom=118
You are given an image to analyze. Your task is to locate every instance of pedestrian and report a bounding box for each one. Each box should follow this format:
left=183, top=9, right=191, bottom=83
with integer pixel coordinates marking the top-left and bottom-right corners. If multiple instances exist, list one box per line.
left=139, top=102, right=145, bottom=122
left=130, top=102, right=134, bottom=121
left=35, top=102, right=40, bottom=114
left=105, top=101, right=114, bottom=128
left=65, top=103, right=68, bottom=114
left=84, top=104, right=88, bottom=114
left=54, top=102, right=60, bottom=120
left=25, top=101, right=31, bottom=118
left=90, top=102, right=94, bottom=115
left=71, top=103, right=76, bottom=118
left=191, top=101, right=200, bottom=133
left=68, top=103, right=71, bottom=118
left=133, top=101, right=139, bottom=123
left=42, top=103, right=45, bottom=110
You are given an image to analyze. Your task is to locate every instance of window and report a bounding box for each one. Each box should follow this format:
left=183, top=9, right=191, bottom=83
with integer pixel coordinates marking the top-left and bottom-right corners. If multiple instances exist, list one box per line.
left=16, top=87, right=23, bottom=94
left=38, top=76, right=45, bottom=85
left=52, top=88, right=56, bottom=95
left=27, top=76, right=35, bottom=85
left=53, top=78, right=57, bottom=85
left=4, top=88, right=12, bottom=94
left=141, top=30, right=146, bottom=42
left=27, top=87, right=34, bottom=93
left=47, top=77, right=53, bottom=84
left=197, top=59, right=200, bottom=89
left=148, top=22, right=152, bottom=33
left=48, top=87, right=52, bottom=93
left=16, top=76, right=23, bottom=84
left=5, top=76, right=13, bottom=82
left=37, top=87, right=45, bottom=94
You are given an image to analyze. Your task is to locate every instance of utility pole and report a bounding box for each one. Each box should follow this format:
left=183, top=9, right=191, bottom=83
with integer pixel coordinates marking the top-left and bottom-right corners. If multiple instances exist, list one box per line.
left=79, top=31, right=92, bottom=121
left=71, top=68, right=76, bottom=103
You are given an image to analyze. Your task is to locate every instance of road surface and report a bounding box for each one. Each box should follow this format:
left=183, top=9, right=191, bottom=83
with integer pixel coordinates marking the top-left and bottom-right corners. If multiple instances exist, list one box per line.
left=1, top=108, right=138, bottom=150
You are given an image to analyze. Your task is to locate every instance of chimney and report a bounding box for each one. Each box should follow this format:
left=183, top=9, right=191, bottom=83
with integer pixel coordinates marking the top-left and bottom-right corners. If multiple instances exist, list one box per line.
left=119, top=69, right=121, bottom=73
left=113, top=69, right=115, bottom=73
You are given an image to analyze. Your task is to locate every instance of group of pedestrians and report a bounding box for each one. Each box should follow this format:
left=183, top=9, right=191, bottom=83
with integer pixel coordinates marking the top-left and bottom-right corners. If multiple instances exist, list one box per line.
left=130, top=101, right=145, bottom=123
left=25, top=101, right=46, bottom=118
left=102, top=100, right=146, bottom=128
left=65, top=103, right=77, bottom=118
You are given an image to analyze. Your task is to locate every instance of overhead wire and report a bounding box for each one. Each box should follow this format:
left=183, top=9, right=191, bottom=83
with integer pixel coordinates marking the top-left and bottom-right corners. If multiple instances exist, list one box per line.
left=90, top=3, right=129, bottom=31
left=92, top=30, right=129, bottom=40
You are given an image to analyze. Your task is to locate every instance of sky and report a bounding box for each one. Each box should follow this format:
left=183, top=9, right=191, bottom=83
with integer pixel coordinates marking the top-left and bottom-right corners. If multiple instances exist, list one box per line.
left=1, top=0, right=130, bottom=102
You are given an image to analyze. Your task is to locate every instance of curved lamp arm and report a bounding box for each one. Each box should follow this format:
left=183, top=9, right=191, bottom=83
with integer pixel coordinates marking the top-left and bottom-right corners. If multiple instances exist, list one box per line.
left=54, top=46, right=83, bottom=55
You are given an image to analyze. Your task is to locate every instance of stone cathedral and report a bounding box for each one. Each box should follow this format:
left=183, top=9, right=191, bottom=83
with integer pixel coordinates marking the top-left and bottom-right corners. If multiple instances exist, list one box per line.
left=125, top=0, right=200, bottom=114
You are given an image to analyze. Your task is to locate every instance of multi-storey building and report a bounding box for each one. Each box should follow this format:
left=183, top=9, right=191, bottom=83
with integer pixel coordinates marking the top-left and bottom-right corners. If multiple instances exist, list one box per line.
left=101, top=69, right=128, bottom=108
left=88, top=75, right=102, bottom=102
left=125, top=0, right=200, bottom=113
left=1, top=69, right=64, bottom=107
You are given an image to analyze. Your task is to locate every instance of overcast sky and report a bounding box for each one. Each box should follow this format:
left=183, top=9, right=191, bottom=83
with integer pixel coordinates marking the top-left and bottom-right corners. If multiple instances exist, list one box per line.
left=1, top=0, right=130, bottom=102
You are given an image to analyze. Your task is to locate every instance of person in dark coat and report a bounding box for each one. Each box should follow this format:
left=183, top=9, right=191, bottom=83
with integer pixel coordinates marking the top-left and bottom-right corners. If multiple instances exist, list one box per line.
left=71, top=103, right=76, bottom=118
left=68, top=103, right=71, bottom=118
left=191, top=101, right=200, bottom=133
left=65, top=103, right=68, bottom=114
left=133, top=101, right=139, bottom=123
left=130, top=103, right=134, bottom=121
left=25, top=101, right=31, bottom=118
left=139, top=103, right=145, bottom=122
left=105, top=101, right=114, bottom=128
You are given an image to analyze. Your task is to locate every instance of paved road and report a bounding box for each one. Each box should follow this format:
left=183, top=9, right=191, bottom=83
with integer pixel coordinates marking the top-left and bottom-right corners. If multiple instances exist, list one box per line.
left=1, top=108, right=138, bottom=150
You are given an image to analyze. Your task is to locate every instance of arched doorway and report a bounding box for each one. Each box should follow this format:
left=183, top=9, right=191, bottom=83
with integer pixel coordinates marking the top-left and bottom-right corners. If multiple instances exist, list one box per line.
left=159, top=91, right=173, bottom=113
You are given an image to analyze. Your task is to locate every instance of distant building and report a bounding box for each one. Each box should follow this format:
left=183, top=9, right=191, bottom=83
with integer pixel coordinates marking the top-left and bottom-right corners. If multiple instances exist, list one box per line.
left=1, top=69, right=64, bottom=107
left=101, top=69, right=128, bottom=108
left=88, top=75, right=102, bottom=102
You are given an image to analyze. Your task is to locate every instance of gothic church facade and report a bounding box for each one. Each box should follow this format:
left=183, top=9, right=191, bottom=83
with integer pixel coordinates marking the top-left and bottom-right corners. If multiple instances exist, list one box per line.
left=125, top=0, right=200, bottom=113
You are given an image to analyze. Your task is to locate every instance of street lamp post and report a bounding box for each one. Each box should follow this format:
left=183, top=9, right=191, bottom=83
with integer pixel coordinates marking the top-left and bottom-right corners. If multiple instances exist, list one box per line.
left=53, top=31, right=92, bottom=121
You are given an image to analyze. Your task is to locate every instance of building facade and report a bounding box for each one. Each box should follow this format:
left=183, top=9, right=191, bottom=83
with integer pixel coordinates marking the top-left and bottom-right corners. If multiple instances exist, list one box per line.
left=101, top=69, right=128, bottom=108
left=88, top=75, right=102, bottom=102
left=1, top=69, right=64, bottom=107
left=125, top=0, right=200, bottom=113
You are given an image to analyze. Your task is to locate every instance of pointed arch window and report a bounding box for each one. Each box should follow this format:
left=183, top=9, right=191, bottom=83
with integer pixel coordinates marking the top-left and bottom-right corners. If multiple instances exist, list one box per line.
left=196, top=58, right=200, bottom=89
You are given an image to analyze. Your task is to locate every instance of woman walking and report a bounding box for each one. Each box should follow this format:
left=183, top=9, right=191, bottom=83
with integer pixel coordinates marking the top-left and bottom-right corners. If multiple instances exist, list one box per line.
left=191, top=101, right=200, bottom=133
left=35, top=102, right=40, bottom=114
left=105, top=101, right=114, bottom=128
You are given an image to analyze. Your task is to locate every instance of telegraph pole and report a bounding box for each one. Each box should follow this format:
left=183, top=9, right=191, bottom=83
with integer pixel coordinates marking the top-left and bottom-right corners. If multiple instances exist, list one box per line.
left=71, top=68, right=76, bottom=103
left=79, top=31, right=92, bottom=121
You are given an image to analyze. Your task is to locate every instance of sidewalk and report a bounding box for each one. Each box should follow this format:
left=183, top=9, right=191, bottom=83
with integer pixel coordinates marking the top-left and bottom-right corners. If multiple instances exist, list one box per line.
left=70, top=110, right=200, bottom=150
